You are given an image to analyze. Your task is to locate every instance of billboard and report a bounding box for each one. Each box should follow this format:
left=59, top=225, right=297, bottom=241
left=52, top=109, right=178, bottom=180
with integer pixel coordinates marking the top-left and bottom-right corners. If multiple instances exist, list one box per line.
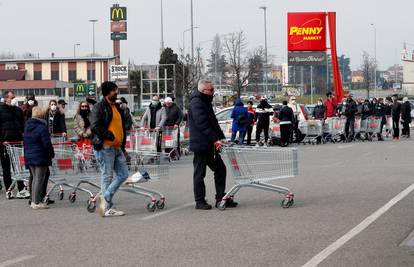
left=288, top=51, right=326, bottom=65
left=110, top=65, right=128, bottom=80
left=111, top=21, right=127, bottom=32
left=288, top=12, right=326, bottom=51
left=110, top=6, right=127, bottom=21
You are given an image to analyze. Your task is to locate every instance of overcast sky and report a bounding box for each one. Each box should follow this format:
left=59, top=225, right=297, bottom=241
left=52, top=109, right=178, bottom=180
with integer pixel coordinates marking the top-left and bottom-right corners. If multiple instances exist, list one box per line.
left=0, top=0, right=412, bottom=70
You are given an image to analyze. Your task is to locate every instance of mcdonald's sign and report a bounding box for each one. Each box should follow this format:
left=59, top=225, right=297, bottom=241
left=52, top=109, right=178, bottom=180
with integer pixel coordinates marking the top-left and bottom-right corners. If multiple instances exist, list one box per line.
left=74, top=83, right=87, bottom=97
left=111, top=7, right=127, bottom=21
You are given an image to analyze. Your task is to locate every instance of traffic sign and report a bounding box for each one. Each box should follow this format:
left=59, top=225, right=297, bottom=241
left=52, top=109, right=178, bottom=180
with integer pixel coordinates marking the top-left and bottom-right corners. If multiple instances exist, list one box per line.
left=88, top=83, right=97, bottom=96
left=111, top=32, right=127, bottom=41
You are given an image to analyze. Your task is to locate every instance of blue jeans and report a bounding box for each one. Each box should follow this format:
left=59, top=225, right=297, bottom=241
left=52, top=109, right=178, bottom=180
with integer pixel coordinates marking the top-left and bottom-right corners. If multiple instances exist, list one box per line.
left=94, top=147, right=128, bottom=209
left=231, top=129, right=246, bottom=144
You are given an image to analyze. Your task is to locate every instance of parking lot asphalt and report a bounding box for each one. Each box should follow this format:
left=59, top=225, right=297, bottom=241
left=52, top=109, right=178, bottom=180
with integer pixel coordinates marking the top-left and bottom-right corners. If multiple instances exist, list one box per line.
left=1, top=139, right=414, bottom=267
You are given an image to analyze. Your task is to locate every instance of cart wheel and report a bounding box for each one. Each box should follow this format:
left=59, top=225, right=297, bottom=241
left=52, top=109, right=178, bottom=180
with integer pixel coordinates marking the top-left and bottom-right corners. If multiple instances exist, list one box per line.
left=281, top=198, right=294, bottom=208
left=147, top=202, right=156, bottom=212
left=218, top=200, right=226, bottom=211
left=86, top=200, right=96, bottom=213
left=58, top=191, right=64, bottom=201
left=68, top=193, right=76, bottom=203
left=156, top=200, right=165, bottom=210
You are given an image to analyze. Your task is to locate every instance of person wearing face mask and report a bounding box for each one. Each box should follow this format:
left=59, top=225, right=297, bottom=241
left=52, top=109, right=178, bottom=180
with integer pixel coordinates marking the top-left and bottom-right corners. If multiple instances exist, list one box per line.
left=189, top=80, right=237, bottom=210
left=90, top=81, right=128, bottom=217
left=343, top=94, right=358, bottom=142
left=312, top=98, right=326, bottom=120
left=141, top=95, right=167, bottom=130
left=74, top=101, right=92, bottom=140
left=45, top=100, right=67, bottom=138
left=0, top=91, right=29, bottom=199
left=21, top=94, right=38, bottom=122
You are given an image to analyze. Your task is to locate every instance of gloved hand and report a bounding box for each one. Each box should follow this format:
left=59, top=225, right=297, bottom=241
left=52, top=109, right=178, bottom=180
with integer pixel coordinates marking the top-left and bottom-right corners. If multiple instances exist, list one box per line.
left=214, top=140, right=222, bottom=151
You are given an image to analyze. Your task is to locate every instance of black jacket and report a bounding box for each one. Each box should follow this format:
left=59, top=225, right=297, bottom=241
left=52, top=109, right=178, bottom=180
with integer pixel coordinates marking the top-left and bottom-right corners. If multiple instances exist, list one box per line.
left=392, top=101, right=401, bottom=120
left=344, top=99, right=357, bottom=118
left=45, top=110, right=67, bottom=134
left=123, top=107, right=134, bottom=131
left=0, top=103, right=24, bottom=142
left=165, top=103, right=183, bottom=126
left=278, top=105, right=294, bottom=122
left=188, top=90, right=225, bottom=153
left=90, top=100, right=127, bottom=151
left=312, top=105, right=325, bottom=119
left=256, top=99, right=272, bottom=124
left=401, top=102, right=412, bottom=123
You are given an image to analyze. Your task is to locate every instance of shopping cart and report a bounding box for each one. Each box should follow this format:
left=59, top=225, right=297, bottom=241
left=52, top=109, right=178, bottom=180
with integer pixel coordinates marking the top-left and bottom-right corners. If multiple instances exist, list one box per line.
left=3, top=142, right=29, bottom=199
left=119, top=151, right=170, bottom=212
left=219, top=121, right=233, bottom=141
left=125, top=130, right=138, bottom=153
left=50, top=133, right=66, bottom=144
left=136, top=128, right=161, bottom=152
left=323, top=117, right=346, bottom=142
left=161, top=127, right=179, bottom=160
left=385, top=115, right=393, bottom=138
left=217, top=146, right=298, bottom=210
left=366, top=116, right=382, bottom=141
left=269, top=120, right=281, bottom=139
left=180, top=124, right=191, bottom=155
left=299, top=120, right=323, bottom=144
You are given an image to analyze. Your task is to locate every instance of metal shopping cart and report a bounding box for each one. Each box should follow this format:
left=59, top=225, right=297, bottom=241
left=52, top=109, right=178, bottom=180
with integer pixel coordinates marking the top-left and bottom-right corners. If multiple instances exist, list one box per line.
left=217, top=146, right=298, bottom=210
left=299, top=119, right=323, bottom=144
left=50, top=133, right=66, bottom=144
left=219, top=121, right=233, bottom=141
left=366, top=116, right=382, bottom=141
left=161, top=127, right=180, bottom=160
left=323, top=117, right=346, bottom=143
left=180, top=124, right=191, bottom=155
left=136, top=128, right=161, bottom=153
left=3, top=142, right=29, bottom=198
left=120, top=151, right=170, bottom=212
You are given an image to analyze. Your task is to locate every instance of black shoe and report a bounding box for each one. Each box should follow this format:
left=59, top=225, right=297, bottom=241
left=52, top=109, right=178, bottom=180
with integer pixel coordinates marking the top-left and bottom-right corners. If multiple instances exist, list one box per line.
left=46, top=199, right=55, bottom=205
left=216, top=198, right=238, bottom=209
left=195, top=202, right=212, bottom=210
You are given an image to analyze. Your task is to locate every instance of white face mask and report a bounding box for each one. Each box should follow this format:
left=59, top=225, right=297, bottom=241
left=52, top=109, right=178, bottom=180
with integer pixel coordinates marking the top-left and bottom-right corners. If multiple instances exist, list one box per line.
left=343, top=101, right=346, bottom=105
left=291, top=100, right=296, bottom=104
left=50, top=105, right=57, bottom=111
left=317, top=102, right=322, bottom=106
left=28, top=100, right=34, bottom=106
left=11, top=98, right=18, bottom=106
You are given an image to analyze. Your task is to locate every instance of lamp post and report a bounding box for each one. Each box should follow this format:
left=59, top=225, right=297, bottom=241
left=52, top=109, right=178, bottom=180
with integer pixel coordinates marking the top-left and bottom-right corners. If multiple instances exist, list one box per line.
left=259, top=6, right=269, bottom=97
left=160, top=0, right=165, bottom=54
left=371, top=23, right=377, bottom=97
left=182, top=27, right=199, bottom=56
left=89, top=19, right=98, bottom=56
left=73, top=43, right=80, bottom=58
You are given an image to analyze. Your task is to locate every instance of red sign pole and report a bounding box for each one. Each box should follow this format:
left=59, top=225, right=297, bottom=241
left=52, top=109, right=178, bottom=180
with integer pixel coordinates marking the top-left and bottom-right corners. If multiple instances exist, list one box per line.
left=327, top=12, right=344, bottom=103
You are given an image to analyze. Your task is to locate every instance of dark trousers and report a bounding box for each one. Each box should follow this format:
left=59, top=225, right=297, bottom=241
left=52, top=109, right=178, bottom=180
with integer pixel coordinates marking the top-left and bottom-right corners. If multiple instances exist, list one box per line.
left=402, top=121, right=410, bottom=137
left=28, top=167, right=49, bottom=200
left=193, top=149, right=226, bottom=204
left=0, top=147, right=25, bottom=191
left=256, top=122, right=269, bottom=143
left=245, top=125, right=253, bottom=145
left=280, top=124, right=292, bottom=146
left=345, top=117, right=355, bottom=140
left=29, top=166, right=48, bottom=204
left=393, top=119, right=400, bottom=138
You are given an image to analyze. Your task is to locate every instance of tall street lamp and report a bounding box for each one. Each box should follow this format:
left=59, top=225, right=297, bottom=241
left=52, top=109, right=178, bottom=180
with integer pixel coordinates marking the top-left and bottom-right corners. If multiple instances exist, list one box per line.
left=259, top=6, right=269, bottom=97
left=183, top=26, right=199, bottom=56
left=160, top=0, right=165, bottom=54
left=73, top=43, right=80, bottom=58
left=371, top=23, right=377, bottom=97
left=89, top=19, right=98, bottom=56
left=190, top=0, right=195, bottom=67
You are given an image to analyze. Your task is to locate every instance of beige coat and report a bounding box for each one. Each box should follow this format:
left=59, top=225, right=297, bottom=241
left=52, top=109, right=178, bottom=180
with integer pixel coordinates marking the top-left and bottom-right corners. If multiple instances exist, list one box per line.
left=74, top=114, right=92, bottom=138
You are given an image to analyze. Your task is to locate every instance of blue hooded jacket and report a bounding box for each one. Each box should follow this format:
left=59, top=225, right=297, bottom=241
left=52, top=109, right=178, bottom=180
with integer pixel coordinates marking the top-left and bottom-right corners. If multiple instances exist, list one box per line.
left=231, top=99, right=249, bottom=132
left=24, top=118, right=55, bottom=166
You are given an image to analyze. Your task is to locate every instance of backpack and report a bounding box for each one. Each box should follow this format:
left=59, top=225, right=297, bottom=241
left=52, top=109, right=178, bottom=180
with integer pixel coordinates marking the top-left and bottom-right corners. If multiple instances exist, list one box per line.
left=237, top=114, right=248, bottom=125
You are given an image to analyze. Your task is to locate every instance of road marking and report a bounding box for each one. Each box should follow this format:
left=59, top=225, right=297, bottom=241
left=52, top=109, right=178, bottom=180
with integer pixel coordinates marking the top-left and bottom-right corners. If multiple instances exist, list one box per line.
left=0, top=255, right=36, bottom=267
left=141, top=202, right=194, bottom=221
left=302, top=183, right=414, bottom=267
left=337, top=144, right=354, bottom=149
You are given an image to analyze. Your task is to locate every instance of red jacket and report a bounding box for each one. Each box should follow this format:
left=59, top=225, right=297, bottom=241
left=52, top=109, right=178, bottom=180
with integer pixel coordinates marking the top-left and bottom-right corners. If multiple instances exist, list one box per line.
left=324, top=99, right=337, bottom=118
left=247, top=107, right=256, bottom=126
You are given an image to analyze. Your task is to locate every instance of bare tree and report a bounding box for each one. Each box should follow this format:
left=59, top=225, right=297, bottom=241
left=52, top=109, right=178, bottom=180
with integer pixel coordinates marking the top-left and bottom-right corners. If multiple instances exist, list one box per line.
left=360, top=51, right=377, bottom=98
left=223, top=31, right=248, bottom=97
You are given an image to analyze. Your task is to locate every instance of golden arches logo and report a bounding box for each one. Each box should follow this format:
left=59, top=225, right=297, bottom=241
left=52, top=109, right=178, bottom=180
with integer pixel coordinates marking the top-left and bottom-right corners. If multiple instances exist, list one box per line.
left=75, top=84, right=85, bottom=93
left=111, top=7, right=126, bottom=20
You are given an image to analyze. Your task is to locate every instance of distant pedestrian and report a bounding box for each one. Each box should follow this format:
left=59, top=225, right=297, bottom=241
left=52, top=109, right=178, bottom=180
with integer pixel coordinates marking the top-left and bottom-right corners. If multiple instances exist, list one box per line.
left=391, top=94, right=401, bottom=140
left=21, top=94, right=38, bottom=122
left=90, top=81, right=128, bottom=217
left=141, top=95, right=166, bottom=130
left=230, top=98, right=248, bottom=144
left=324, top=92, right=337, bottom=118
left=343, top=94, right=357, bottom=141
left=278, top=100, right=294, bottom=147
left=255, top=97, right=272, bottom=146
left=401, top=97, right=411, bottom=138
left=164, top=97, right=183, bottom=155
left=58, top=99, right=68, bottom=114
left=312, top=98, right=326, bottom=120
left=119, top=97, right=134, bottom=131
left=24, top=107, right=54, bottom=210
left=189, top=80, right=237, bottom=210
left=45, top=100, right=67, bottom=137
left=244, top=101, right=256, bottom=145
left=74, top=101, right=92, bottom=140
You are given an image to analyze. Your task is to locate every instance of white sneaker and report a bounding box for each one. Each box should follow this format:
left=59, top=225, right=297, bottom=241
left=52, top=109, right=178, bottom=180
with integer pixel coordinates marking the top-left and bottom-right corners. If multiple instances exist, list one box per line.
left=103, top=208, right=125, bottom=217
left=16, top=189, right=30, bottom=199
left=31, top=202, right=49, bottom=210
